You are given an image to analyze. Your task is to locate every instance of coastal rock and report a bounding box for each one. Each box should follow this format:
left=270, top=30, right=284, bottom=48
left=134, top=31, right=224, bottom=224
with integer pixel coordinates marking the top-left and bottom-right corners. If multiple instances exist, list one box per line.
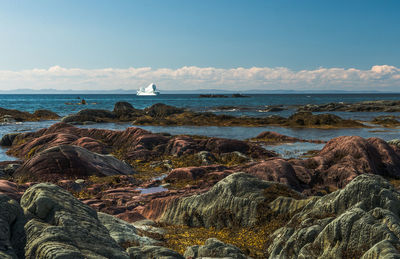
left=0, top=194, right=26, bottom=259
left=97, top=212, right=159, bottom=246
left=149, top=173, right=303, bottom=228
left=245, top=159, right=305, bottom=191
left=0, top=180, right=23, bottom=201
left=165, top=165, right=229, bottom=184
left=113, top=102, right=144, bottom=120
left=252, top=131, right=324, bottom=144
left=388, top=139, right=400, bottom=149
left=21, top=183, right=129, bottom=259
left=31, top=109, right=60, bottom=120
left=14, top=145, right=135, bottom=182
left=184, top=238, right=247, bottom=259
left=62, top=109, right=116, bottom=123
left=195, top=151, right=217, bottom=165
left=285, top=112, right=363, bottom=127
left=371, top=115, right=400, bottom=127
left=127, top=246, right=184, bottom=259
left=8, top=130, right=109, bottom=158
left=309, top=136, right=400, bottom=189
left=0, top=133, right=20, bottom=146
left=267, top=174, right=400, bottom=258
left=144, top=103, right=185, bottom=118
left=298, top=100, right=400, bottom=113
left=0, top=107, right=59, bottom=122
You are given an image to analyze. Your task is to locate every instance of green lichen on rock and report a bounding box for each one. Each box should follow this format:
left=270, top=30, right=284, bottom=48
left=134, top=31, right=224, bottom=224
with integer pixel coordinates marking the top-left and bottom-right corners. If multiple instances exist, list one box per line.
left=20, top=183, right=129, bottom=259
left=267, top=174, right=400, bottom=258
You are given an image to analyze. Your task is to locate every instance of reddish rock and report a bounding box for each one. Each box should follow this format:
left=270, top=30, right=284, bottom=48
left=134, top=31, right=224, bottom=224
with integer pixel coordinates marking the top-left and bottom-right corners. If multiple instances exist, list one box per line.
left=13, top=145, right=136, bottom=182
left=244, top=158, right=306, bottom=191
left=0, top=180, right=24, bottom=201
left=165, top=165, right=229, bottom=182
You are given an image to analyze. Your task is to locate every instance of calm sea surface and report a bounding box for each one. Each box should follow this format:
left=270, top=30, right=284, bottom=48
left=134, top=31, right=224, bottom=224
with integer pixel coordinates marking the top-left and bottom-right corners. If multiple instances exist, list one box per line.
left=0, top=94, right=399, bottom=161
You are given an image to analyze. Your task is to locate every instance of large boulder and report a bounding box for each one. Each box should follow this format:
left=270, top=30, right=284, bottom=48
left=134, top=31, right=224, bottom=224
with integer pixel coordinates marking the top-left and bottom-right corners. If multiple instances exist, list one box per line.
left=245, top=159, right=306, bottom=192
left=113, top=102, right=144, bottom=120
left=144, top=103, right=185, bottom=118
left=146, top=173, right=303, bottom=228
left=21, top=183, right=129, bottom=259
left=0, top=194, right=26, bottom=259
left=14, top=145, right=135, bottom=182
left=267, top=174, right=400, bottom=258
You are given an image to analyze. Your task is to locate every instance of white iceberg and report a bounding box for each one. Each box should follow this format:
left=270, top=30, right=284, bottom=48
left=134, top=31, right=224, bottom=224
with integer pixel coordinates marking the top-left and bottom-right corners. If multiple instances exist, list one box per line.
left=137, top=83, right=160, bottom=96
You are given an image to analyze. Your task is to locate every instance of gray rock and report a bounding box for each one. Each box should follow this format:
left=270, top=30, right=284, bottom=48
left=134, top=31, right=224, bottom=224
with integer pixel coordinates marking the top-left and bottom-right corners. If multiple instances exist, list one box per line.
left=159, top=172, right=302, bottom=228
left=97, top=212, right=160, bottom=246
left=132, top=220, right=166, bottom=235
left=126, top=245, right=184, bottom=259
left=0, top=194, right=26, bottom=259
left=267, top=174, right=400, bottom=258
left=21, top=183, right=129, bottom=259
left=195, top=151, right=217, bottom=165
left=184, top=238, right=247, bottom=259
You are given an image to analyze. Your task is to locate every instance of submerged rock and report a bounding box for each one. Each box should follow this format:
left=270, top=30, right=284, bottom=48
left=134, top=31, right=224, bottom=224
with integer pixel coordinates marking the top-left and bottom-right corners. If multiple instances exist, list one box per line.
left=21, top=183, right=129, bottom=259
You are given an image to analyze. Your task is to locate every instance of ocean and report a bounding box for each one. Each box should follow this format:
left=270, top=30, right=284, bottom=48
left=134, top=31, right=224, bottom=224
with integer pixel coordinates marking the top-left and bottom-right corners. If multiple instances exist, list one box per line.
left=0, top=93, right=400, bottom=161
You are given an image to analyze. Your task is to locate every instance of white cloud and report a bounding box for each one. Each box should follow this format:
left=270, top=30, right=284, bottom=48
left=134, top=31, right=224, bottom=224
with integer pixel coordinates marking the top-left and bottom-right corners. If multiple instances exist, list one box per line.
left=0, top=65, right=399, bottom=91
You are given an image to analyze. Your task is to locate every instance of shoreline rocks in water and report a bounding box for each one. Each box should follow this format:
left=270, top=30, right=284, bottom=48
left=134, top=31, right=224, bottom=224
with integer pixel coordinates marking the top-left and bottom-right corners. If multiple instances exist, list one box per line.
left=61, top=102, right=365, bottom=128
left=298, top=100, right=400, bottom=112
left=0, top=107, right=59, bottom=122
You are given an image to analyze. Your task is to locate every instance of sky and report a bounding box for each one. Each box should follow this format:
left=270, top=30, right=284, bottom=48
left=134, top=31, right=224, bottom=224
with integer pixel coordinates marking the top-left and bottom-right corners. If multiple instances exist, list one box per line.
left=0, top=0, right=399, bottom=92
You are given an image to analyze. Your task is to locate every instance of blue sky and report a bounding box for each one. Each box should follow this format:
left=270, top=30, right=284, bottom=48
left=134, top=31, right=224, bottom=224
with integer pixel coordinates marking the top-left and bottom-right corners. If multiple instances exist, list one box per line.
left=0, top=0, right=399, bottom=91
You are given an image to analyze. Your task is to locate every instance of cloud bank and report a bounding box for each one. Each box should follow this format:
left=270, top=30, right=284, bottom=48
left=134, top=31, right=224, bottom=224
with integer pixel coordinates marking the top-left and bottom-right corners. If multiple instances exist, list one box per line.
left=0, top=65, right=399, bottom=91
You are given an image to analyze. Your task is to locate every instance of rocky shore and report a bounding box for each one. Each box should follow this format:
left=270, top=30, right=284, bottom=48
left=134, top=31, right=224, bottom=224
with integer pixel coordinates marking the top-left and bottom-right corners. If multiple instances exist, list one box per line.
left=0, top=100, right=400, bottom=258
left=0, top=117, right=400, bottom=258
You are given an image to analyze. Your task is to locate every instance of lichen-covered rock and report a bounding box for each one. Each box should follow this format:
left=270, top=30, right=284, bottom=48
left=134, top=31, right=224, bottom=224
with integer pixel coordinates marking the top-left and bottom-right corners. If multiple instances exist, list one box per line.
left=0, top=194, right=26, bottom=259
left=184, top=238, right=247, bottom=259
left=14, top=145, right=135, bottom=182
left=267, top=174, right=400, bottom=258
left=126, top=245, right=184, bottom=259
left=97, top=212, right=159, bottom=246
left=21, top=183, right=129, bottom=259
left=154, top=173, right=303, bottom=228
